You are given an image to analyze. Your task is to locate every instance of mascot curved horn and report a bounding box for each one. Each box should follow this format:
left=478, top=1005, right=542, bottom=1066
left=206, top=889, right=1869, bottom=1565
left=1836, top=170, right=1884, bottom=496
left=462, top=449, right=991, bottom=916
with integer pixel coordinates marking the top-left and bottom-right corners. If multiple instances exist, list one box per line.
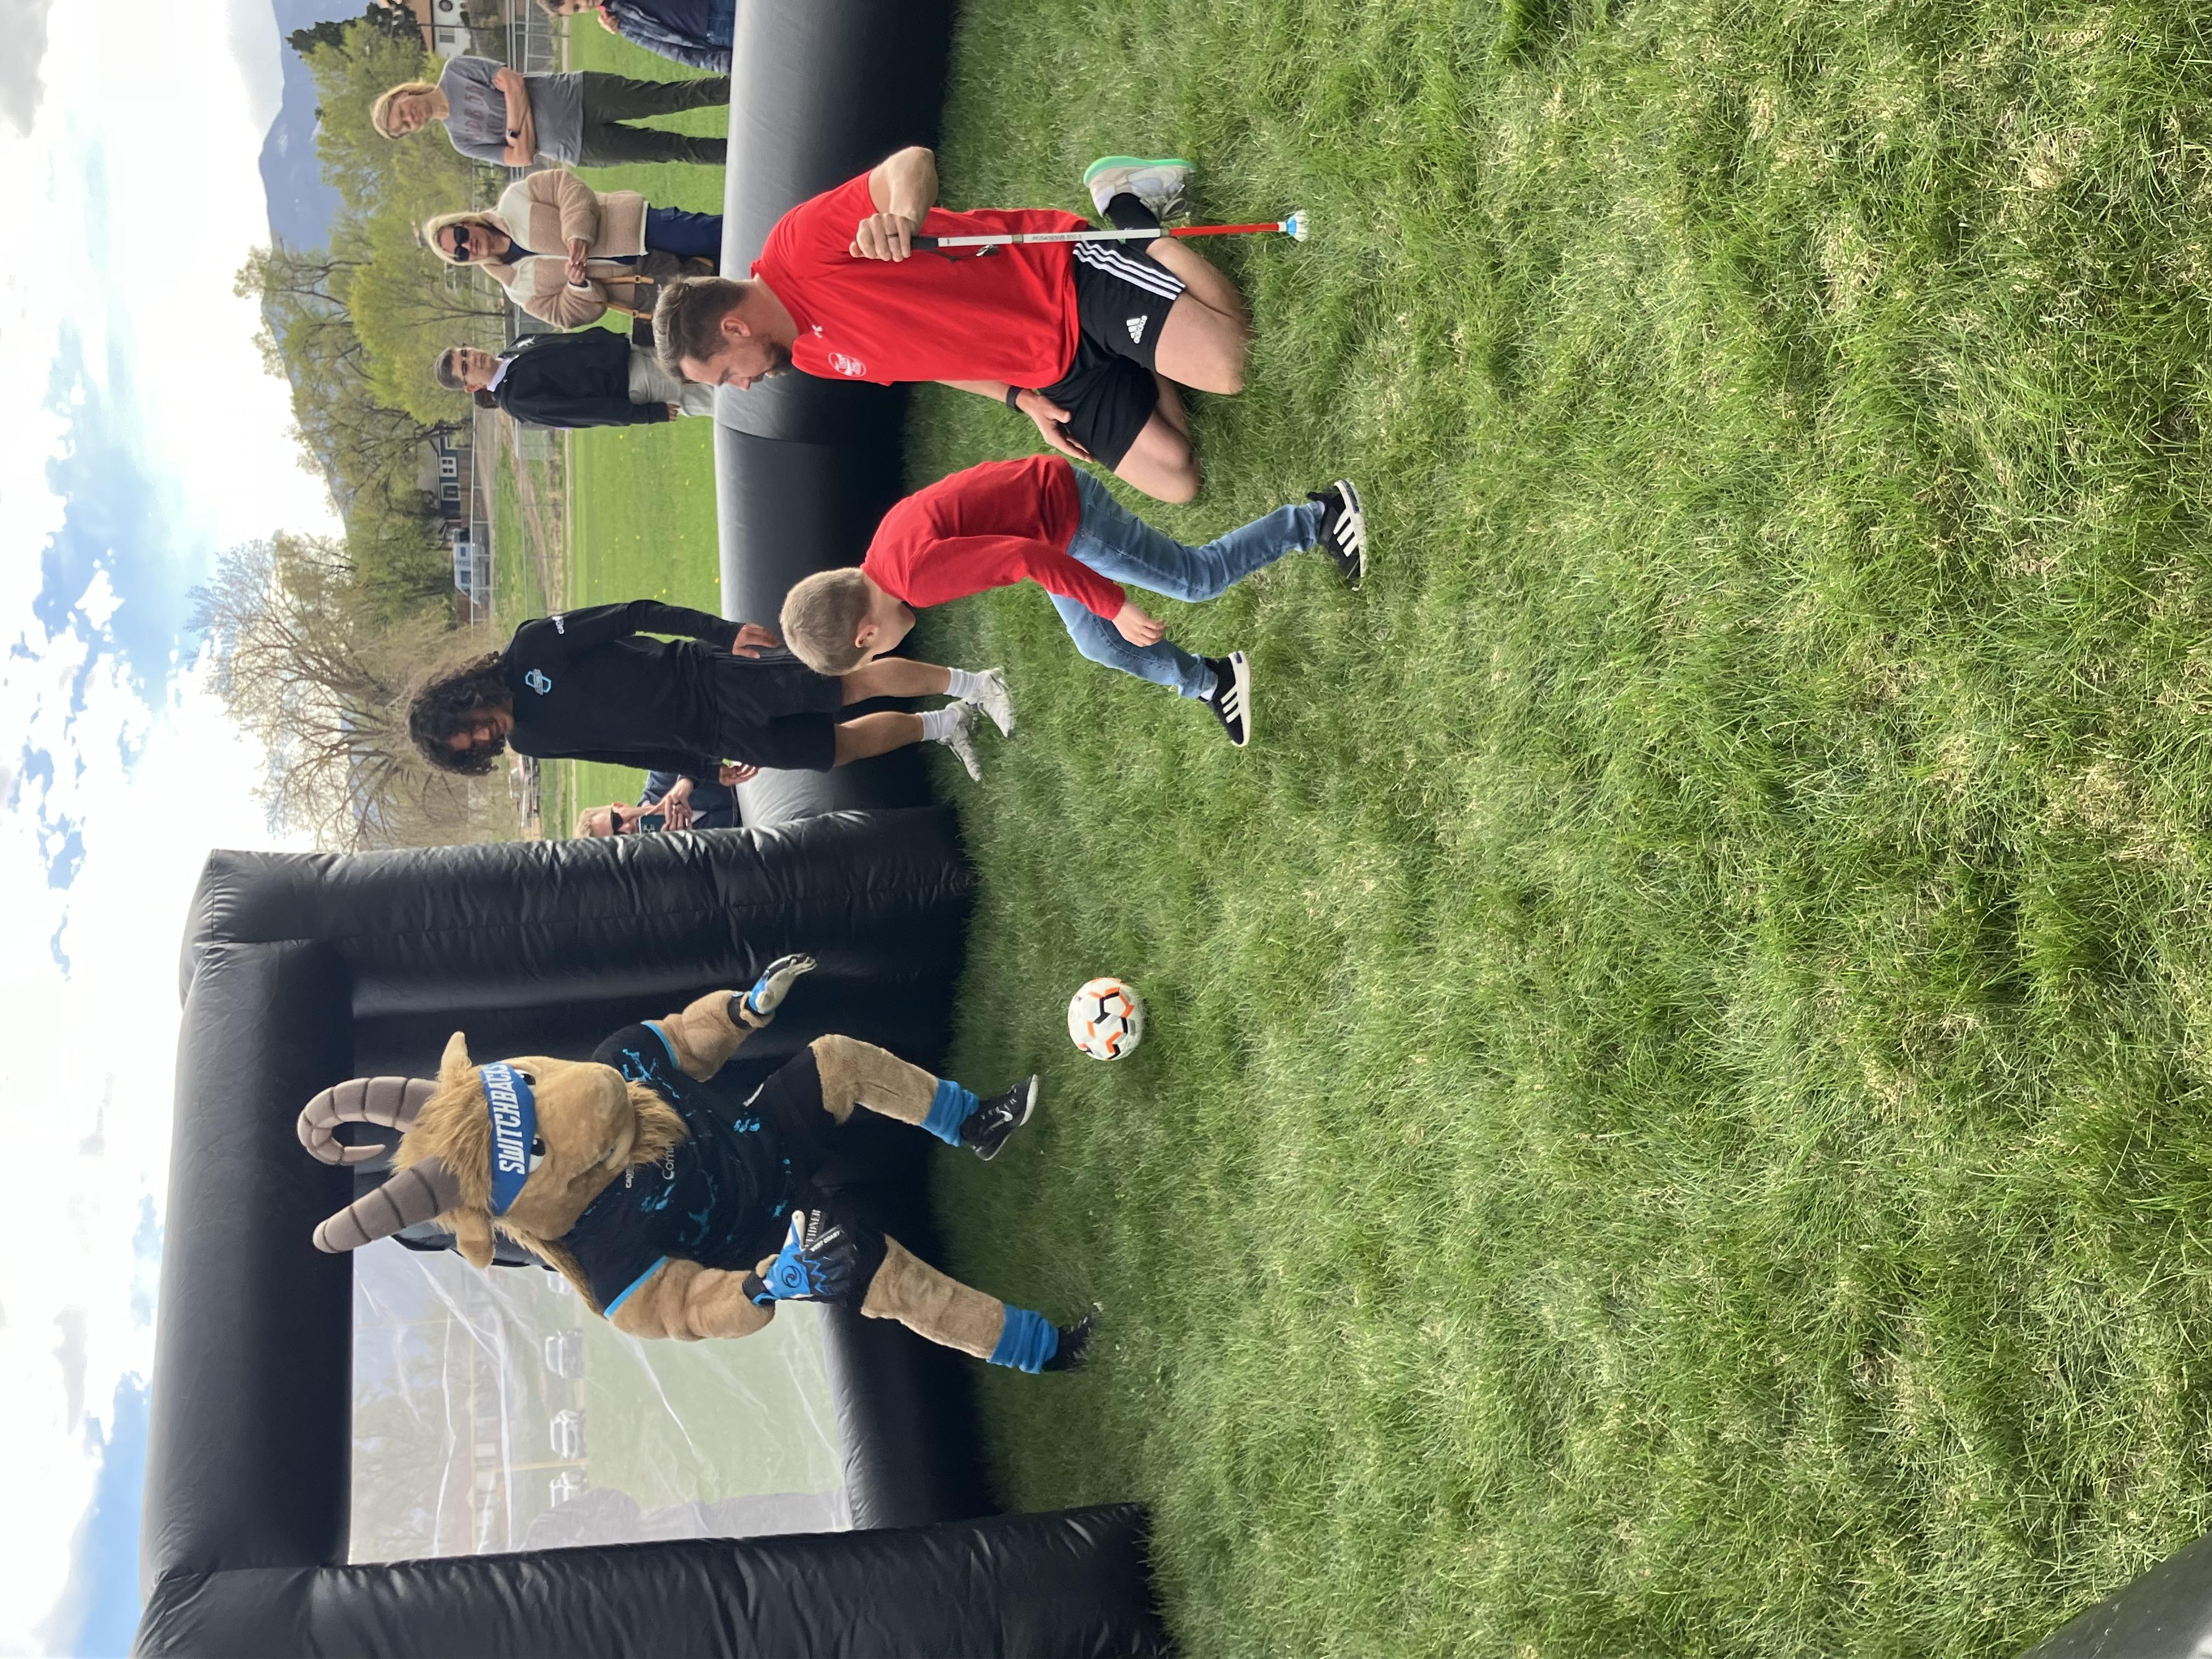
left=296, top=1077, right=438, bottom=1165
left=312, top=1159, right=464, bottom=1254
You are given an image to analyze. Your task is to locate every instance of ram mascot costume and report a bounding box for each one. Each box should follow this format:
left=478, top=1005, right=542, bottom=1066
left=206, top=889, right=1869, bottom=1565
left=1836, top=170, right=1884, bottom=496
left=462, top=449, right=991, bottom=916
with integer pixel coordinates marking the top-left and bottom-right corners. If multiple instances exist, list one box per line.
left=294, top=956, right=1090, bottom=1374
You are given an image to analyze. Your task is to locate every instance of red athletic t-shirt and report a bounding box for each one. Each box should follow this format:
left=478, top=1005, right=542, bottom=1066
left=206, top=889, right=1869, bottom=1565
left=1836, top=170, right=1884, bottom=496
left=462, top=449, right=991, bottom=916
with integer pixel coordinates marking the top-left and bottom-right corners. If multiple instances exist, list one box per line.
left=752, top=173, right=1089, bottom=387
left=862, top=456, right=1122, bottom=619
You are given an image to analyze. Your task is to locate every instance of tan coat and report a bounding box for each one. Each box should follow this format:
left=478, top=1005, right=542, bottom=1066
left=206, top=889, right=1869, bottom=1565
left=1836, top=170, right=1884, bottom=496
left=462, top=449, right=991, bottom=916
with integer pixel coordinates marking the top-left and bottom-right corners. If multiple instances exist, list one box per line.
left=487, top=170, right=650, bottom=329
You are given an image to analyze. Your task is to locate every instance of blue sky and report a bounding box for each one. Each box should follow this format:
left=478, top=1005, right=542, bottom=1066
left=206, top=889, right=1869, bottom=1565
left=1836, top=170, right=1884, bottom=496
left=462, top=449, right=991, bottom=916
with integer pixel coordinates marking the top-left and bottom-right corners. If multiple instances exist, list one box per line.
left=0, top=0, right=337, bottom=1650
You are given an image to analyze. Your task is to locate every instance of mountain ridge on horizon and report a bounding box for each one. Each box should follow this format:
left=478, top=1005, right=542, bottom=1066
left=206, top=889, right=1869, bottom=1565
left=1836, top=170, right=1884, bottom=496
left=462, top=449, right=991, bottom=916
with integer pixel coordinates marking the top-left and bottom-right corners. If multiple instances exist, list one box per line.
left=259, top=0, right=368, bottom=250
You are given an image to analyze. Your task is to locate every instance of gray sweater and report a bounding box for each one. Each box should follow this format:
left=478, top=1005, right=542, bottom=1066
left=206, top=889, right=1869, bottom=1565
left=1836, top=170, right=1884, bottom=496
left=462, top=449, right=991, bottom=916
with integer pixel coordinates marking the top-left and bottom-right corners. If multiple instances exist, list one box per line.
left=437, top=56, right=586, bottom=166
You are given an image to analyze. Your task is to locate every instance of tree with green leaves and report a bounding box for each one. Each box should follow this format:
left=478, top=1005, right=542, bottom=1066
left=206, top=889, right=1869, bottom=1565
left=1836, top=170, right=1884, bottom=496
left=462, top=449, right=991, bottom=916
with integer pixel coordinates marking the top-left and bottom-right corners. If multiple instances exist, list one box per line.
left=287, top=1, right=421, bottom=60
left=236, top=241, right=461, bottom=620
left=289, top=18, right=509, bottom=422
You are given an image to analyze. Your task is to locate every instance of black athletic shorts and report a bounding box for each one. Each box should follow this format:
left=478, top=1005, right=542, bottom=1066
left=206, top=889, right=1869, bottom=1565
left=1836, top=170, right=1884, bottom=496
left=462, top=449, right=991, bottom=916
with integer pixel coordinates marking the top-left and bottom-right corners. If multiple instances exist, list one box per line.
left=708, top=651, right=843, bottom=772
left=740, top=1048, right=890, bottom=1304
left=746, top=1048, right=836, bottom=1179
left=1032, top=240, right=1188, bottom=470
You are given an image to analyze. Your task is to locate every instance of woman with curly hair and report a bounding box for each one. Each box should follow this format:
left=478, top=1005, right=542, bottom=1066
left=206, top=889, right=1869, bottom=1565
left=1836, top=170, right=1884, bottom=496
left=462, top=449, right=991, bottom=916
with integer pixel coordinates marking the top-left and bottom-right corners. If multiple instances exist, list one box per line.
left=370, top=55, right=727, bottom=168
left=406, top=599, right=1015, bottom=786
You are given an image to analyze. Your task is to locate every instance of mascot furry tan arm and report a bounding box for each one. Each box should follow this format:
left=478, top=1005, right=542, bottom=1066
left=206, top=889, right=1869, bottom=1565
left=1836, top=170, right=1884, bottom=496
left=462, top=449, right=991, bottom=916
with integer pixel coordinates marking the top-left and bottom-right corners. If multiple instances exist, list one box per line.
left=297, top=955, right=1092, bottom=1374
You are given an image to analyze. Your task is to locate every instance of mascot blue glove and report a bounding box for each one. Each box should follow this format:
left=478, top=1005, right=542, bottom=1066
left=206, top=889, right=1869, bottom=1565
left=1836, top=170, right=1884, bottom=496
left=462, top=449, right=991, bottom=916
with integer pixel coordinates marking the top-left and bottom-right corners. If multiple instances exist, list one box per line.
left=734, top=953, right=816, bottom=1026
left=743, top=1208, right=871, bottom=1306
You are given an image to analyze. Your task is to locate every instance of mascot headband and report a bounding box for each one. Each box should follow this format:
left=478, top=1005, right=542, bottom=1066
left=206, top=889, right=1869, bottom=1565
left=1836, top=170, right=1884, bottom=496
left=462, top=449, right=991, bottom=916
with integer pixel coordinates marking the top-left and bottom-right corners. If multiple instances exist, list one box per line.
left=480, top=1063, right=538, bottom=1216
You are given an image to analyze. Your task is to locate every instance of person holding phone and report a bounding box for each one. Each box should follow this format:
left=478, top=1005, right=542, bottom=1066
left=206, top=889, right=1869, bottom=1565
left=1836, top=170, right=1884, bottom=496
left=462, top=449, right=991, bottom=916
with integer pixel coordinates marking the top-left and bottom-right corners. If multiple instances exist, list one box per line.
left=424, top=169, right=724, bottom=331
left=576, top=765, right=747, bottom=836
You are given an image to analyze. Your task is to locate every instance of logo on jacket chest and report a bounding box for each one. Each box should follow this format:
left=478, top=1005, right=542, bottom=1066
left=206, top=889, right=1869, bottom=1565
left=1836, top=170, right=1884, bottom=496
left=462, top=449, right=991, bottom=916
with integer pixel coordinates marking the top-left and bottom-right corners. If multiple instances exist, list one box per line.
left=524, top=668, right=553, bottom=695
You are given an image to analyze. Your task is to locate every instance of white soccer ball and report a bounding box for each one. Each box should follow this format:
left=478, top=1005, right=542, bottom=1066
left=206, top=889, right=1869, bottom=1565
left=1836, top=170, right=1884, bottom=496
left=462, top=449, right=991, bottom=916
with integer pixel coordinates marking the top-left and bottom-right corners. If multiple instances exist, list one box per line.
left=1067, top=977, right=1146, bottom=1062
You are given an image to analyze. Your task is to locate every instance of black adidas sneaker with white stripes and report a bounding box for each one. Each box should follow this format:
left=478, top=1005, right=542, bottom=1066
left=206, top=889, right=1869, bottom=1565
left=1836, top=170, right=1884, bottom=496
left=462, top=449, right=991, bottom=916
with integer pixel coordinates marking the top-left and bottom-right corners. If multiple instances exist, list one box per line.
left=1308, top=479, right=1367, bottom=585
left=1202, top=652, right=1252, bottom=747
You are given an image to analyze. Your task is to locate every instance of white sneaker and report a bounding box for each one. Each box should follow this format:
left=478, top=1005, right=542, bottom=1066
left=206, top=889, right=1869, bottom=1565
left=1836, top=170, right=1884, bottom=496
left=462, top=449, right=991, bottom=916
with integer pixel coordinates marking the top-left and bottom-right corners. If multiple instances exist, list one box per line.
left=965, top=667, right=1016, bottom=737
left=934, top=700, right=983, bottom=781
left=1082, top=155, right=1193, bottom=224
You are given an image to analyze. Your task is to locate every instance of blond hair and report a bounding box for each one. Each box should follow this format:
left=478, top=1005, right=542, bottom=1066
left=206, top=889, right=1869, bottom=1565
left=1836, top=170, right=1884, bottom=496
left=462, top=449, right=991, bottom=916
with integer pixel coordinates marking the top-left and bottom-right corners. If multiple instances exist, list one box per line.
left=422, top=209, right=513, bottom=268
left=575, top=805, right=617, bottom=837
left=653, top=275, right=747, bottom=374
left=371, top=80, right=439, bottom=139
left=779, top=568, right=873, bottom=676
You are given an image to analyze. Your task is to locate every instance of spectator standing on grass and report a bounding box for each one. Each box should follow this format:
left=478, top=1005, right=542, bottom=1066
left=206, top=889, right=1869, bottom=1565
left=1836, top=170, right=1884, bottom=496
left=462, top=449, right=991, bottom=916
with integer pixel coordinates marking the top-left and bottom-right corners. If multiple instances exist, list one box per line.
left=537, top=0, right=732, bottom=75
left=654, top=148, right=1250, bottom=504
left=436, top=334, right=715, bottom=428
left=426, top=168, right=723, bottom=330
left=406, top=599, right=1016, bottom=783
left=575, top=767, right=743, bottom=837
left=371, top=56, right=729, bottom=168
left=778, top=455, right=1366, bottom=750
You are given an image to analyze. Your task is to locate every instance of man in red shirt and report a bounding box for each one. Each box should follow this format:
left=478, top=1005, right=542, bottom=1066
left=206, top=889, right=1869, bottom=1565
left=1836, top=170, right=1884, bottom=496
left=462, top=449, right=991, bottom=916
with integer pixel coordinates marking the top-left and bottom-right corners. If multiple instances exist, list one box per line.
left=775, top=457, right=1367, bottom=748
left=652, top=148, right=1252, bottom=504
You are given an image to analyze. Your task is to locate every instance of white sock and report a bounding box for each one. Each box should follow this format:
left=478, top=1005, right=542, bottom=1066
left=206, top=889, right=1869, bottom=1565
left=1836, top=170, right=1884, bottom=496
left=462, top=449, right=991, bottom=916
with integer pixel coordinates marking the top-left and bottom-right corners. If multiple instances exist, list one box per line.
left=944, top=666, right=985, bottom=701
left=919, top=706, right=964, bottom=743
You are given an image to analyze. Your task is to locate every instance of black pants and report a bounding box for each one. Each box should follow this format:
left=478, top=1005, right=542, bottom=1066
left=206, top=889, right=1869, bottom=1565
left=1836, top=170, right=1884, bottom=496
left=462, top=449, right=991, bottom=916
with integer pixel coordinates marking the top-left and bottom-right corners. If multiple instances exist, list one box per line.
left=574, top=73, right=729, bottom=167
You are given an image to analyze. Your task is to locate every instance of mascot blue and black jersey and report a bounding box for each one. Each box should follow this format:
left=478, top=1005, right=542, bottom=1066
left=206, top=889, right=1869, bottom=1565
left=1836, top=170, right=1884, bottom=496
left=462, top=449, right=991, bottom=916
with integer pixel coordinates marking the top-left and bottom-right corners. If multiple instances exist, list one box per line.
left=568, top=1022, right=849, bottom=1318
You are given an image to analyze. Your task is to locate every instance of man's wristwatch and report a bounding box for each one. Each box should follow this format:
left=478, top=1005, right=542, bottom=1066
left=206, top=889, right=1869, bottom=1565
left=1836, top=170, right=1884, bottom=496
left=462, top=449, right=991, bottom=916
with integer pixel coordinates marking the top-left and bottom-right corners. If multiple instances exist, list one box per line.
left=1005, top=385, right=1024, bottom=411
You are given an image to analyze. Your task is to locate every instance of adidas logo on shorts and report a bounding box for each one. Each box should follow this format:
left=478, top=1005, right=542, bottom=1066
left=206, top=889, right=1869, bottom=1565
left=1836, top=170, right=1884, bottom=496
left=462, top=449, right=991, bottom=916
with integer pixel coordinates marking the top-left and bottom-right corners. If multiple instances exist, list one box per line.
left=1125, top=315, right=1147, bottom=345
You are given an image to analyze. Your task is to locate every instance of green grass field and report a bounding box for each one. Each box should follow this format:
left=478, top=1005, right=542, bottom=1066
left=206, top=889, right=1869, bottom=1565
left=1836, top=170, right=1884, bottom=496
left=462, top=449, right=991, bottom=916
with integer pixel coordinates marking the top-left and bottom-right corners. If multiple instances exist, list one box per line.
left=560, top=2, right=2212, bottom=1652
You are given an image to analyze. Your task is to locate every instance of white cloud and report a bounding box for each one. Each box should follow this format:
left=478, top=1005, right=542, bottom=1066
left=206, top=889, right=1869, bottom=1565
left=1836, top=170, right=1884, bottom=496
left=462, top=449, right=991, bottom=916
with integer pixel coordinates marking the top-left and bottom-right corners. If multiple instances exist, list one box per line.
left=0, top=0, right=56, bottom=137
left=0, top=0, right=343, bottom=1647
left=223, top=0, right=290, bottom=136
left=0, top=629, right=295, bottom=1655
left=2, top=0, right=337, bottom=557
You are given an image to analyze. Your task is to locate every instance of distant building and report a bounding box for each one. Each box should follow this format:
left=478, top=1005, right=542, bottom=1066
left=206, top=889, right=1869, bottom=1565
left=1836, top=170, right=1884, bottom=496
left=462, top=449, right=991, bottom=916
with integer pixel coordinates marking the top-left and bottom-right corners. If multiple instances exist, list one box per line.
left=415, top=428, right=489, bottom=619
left=375, top=0, right=483, bottom=58
left=452, top=531, right=492, bottom=622
left=417, top=427, right=473, bottom=527
left=549, top=1409, right=586, bottom=1460
left=541, top=1328, right=585, bottom=1380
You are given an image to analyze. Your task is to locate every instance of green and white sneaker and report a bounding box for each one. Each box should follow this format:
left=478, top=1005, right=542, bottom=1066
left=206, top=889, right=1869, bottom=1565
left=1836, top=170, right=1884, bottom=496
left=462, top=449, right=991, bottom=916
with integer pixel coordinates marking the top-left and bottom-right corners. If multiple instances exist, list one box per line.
left=1083, top=156, right=1194, bottom=224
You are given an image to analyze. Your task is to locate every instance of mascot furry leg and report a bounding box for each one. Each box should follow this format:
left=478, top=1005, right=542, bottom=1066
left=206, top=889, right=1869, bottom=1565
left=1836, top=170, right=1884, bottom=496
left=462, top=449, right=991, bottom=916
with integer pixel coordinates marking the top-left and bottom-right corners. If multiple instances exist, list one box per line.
left=297, top=955, right=1091, bottom=1374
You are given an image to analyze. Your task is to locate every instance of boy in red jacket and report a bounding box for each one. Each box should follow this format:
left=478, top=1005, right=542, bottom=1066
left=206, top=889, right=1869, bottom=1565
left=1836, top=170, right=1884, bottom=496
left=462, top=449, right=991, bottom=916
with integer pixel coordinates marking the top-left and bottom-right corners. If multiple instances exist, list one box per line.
left=777, top=456, right=1365, bottom=748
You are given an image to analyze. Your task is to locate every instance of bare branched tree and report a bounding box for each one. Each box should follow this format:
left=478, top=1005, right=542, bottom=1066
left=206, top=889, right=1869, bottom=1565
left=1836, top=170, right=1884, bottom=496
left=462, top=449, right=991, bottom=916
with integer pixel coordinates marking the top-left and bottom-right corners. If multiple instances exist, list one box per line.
left=193, top=535, right=515, bottom=851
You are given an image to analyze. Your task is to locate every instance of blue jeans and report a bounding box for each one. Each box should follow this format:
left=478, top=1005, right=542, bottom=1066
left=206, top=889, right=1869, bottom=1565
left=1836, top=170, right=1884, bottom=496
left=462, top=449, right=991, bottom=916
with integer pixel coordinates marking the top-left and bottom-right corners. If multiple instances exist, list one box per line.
left=1052, top=471, right=1324, bottom=698
left=644, top=205, right=724, bottom=262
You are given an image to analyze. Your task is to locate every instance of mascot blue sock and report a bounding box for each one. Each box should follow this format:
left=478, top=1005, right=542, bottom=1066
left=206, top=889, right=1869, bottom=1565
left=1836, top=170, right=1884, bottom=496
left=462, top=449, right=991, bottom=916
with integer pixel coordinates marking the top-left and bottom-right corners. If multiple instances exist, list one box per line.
left=920, top=1077, right=979, bottom=1147
left=990, top=1306, right=1060, bottom=1373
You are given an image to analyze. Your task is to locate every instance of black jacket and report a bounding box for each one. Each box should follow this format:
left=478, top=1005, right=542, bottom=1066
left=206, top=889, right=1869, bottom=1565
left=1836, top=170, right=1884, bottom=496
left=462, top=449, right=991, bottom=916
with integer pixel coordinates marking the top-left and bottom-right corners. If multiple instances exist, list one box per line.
left=503, top=600, right=738, bottom=775
left=490, top=330, right=669, bottom=430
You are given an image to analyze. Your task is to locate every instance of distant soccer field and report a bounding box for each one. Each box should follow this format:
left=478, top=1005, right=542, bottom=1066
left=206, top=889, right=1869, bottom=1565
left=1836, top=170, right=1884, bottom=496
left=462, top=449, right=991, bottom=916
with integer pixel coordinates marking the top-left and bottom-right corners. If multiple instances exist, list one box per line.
left=557, top=419, right=721, bottom=825
left=534, top=24, right=726, bottom=826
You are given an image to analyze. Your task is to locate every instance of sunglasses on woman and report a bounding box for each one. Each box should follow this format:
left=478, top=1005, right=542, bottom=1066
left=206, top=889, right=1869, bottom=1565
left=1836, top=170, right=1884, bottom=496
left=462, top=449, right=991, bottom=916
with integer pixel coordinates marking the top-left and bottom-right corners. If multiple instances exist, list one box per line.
left=447, top=226, right=473, bottom=258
